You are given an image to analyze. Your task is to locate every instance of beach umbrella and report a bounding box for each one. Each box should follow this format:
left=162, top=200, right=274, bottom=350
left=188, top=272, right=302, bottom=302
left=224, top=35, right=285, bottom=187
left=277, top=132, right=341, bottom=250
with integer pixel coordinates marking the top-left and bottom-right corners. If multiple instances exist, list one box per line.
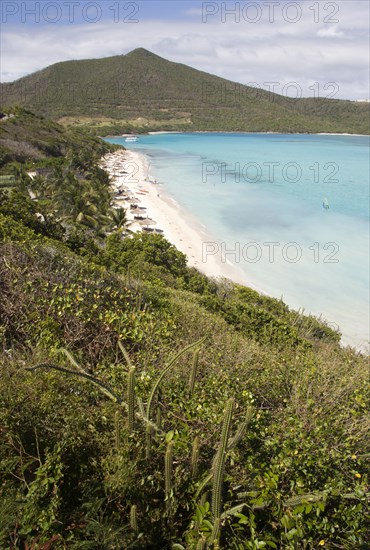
left=131, top=206, right=147, bottom=214
left=139, top=217, right=156, bottom=228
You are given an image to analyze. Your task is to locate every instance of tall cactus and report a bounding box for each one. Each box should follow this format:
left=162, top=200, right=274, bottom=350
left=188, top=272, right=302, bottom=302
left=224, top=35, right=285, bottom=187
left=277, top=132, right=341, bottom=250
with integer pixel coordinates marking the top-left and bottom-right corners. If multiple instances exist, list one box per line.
left=191, top=436, right=200, bottom=479
left=212, top=398, right=234, bottom=520
left=156, top=407, right=162, bottom=429
left=146, top=423, right=153, bottom=459
left=114, top=410, right=120, bottom=450
left=165, top=441, right=174, bottom=513
left=127, top=366, right=136, bottom=432
left=209, top=517, right=221, bottom=547
left=118, top=340, right=133, bottom=369
left=130, top=504, right=138, bottom=532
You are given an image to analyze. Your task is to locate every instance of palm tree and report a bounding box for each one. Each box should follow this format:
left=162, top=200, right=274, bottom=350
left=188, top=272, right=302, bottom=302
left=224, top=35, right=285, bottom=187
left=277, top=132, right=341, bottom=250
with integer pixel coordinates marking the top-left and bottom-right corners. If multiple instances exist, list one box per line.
left=32, top=165, right=65, bottom=202
left=109, top=207, right=131, bottom=234
left=53, top=173, right=102, bottom=229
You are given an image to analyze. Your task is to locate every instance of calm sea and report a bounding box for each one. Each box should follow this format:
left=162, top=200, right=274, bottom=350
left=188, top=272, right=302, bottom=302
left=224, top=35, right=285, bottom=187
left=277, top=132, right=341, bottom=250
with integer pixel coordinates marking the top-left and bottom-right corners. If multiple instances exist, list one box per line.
left=106, top=133, right=370, bottom=352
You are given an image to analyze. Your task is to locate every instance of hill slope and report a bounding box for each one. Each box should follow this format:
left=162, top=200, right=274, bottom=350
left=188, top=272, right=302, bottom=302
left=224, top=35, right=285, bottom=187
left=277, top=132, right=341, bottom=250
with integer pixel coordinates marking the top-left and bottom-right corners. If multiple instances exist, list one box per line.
left=0, top=111, right=368, bottom=547
left=1, top=48, right=369, bottom=134
left=0, top=108, right=118, bottom=168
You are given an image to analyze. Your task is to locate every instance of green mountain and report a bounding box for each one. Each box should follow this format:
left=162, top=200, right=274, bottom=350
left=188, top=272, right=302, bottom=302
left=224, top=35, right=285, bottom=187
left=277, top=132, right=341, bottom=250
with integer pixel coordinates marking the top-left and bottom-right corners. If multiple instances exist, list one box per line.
left=1, top=48, right=369, bottom=134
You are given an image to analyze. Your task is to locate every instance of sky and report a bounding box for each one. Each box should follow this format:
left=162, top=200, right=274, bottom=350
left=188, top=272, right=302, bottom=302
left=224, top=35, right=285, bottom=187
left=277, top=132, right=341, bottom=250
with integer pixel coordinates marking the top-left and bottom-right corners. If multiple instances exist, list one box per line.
left=1, top=0, right=369, bottom=100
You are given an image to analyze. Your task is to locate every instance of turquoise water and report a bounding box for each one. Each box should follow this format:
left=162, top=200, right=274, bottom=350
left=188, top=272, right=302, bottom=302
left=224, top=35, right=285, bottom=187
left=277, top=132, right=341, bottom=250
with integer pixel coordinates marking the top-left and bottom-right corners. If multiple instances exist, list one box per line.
left=106, top=133, right=370, bottom=351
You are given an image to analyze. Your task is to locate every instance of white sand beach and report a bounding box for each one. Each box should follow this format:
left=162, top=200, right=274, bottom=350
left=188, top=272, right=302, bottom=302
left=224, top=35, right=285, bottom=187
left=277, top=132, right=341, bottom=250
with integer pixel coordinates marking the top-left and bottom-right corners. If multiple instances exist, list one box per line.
left=101, top=149, right=248, bottom=284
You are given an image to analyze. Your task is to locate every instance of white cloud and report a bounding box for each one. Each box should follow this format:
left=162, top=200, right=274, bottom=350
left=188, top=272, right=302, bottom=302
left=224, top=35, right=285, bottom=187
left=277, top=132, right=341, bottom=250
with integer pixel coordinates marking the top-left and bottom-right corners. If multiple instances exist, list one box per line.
left=317, top=26, right=344, bottom=38
left=1, top=1, right=369, bottom=100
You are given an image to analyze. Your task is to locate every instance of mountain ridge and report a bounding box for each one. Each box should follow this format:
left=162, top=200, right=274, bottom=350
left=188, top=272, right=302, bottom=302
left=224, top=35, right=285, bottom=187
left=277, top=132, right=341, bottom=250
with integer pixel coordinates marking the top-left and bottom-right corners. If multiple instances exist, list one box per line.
left=1, top=48, right=369, bottom=135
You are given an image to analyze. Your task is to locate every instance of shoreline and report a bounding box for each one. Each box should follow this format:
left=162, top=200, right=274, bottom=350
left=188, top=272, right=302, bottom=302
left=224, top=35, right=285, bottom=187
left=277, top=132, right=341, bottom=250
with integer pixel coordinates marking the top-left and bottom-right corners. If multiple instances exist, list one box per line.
left=103, top=131, right=369, bottom=138
left=101, top=149, right=369, bottom=355
left=101, top=149, right=248, bottom=285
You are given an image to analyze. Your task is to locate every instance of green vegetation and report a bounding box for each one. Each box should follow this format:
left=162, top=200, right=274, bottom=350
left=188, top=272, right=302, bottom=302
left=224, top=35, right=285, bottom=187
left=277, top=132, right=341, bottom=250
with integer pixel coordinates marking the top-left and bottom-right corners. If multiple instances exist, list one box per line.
left=0, top=107, right=120, bottom=169
left=1, top=48, right=369, bottom=135
left=0, top=111, right=369, bottom=549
